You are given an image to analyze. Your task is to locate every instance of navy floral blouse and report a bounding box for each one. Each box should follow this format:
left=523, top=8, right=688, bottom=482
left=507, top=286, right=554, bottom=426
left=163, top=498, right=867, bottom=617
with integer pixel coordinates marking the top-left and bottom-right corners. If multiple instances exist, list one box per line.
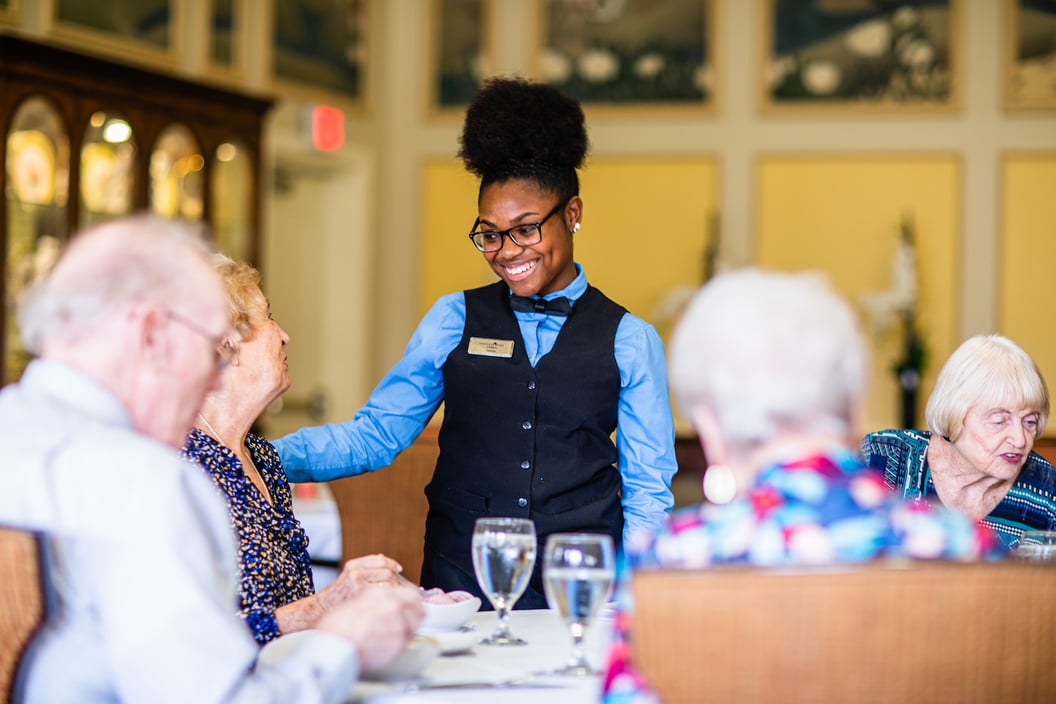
left=182, top=428, right=315, bottom=644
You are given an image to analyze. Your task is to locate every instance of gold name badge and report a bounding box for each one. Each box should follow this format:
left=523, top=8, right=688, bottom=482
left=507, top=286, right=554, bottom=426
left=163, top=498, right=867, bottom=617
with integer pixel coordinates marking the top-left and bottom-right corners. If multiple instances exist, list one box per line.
left=468, top=337, right=515, bottom=358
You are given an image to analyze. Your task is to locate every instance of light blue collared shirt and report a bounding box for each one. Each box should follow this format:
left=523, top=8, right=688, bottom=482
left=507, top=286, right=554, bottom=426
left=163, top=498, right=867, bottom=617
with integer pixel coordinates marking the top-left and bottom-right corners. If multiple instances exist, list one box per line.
left=274, top=264, right=677, bottom=540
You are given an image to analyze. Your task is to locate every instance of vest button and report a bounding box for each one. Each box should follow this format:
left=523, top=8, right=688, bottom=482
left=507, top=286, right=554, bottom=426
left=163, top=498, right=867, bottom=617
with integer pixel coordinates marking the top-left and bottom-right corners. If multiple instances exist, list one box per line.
left=522, top=420, right=532, bottom=430
left=527, top=380, right=536, bottom=390
left=520, top=460, right=530, bottom=469
left=517, top=497, right=528, bottom=508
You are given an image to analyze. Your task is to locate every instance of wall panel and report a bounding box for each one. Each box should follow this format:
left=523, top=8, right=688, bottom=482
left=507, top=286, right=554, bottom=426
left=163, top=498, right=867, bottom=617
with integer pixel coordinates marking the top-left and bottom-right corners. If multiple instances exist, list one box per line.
left=756, top=154, right=961, bottom=434
left=999, top=153, right=1056, bottom=436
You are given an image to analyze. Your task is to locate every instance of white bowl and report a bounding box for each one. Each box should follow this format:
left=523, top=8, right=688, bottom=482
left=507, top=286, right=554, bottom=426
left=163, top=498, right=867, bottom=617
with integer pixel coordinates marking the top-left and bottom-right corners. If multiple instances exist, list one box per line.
left=418, top=593, right=482, bottom=633
left=362, top=635, right=440, bottom=681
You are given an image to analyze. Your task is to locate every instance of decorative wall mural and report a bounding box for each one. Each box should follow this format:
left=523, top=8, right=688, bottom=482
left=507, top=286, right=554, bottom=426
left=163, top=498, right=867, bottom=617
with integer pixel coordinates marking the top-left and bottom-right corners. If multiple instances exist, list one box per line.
left=539, top=0, right=714, bottom=109
left=762, top=0, right=959, bottom=113
left=1005, top=0, right=1056, bottom=110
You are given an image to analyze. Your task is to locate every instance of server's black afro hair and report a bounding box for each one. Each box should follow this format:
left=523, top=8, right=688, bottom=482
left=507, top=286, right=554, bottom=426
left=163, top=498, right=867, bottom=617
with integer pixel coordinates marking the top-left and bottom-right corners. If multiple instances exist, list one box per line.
left=458, top=76, right=588, bottom=200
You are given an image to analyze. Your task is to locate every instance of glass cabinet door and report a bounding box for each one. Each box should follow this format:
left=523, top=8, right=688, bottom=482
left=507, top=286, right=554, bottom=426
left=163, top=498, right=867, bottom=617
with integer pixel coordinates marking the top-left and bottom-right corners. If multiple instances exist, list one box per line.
left=150, top=124, right=204, bottom=221
left=209, top=139, right=253, bottom=261
left=80, top=110, right=136, bottom=228
left=5, top=96, right=70, bottom=382
left=0, top=35, right=272, bottom=385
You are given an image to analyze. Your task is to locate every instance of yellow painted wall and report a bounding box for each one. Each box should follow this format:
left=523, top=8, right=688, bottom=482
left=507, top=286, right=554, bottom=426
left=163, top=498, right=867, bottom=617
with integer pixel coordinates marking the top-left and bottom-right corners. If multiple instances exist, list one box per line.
left=420, top=160, right=494, bottom=315
left=999, top=154, right=1056, bottom=435
left=575, top=157, right=718, bottom=339
left=756, top=155, right=960, bottom=435
left=421, top=156, right=719, bottom=339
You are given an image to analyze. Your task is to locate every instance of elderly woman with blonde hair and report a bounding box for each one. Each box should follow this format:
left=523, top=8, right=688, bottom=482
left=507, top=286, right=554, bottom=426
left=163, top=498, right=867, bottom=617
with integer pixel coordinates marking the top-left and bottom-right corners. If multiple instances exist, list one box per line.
left=861, top=334, right=1056, bottom=550
left=182, top=254, right=408, bottom=644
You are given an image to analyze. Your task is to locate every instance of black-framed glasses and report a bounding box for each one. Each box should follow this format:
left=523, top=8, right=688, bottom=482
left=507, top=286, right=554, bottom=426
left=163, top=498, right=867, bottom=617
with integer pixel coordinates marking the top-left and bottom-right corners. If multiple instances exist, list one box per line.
left=167, top=310, right=237, bottom=370
left=468, top=198, right=569, bottom=253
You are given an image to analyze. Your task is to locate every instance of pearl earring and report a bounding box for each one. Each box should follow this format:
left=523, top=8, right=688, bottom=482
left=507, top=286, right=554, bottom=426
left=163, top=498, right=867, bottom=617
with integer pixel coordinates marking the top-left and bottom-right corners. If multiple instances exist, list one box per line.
left=702, top=464, right=736, bottom=505
left=572, top=222, right=581, bottom=233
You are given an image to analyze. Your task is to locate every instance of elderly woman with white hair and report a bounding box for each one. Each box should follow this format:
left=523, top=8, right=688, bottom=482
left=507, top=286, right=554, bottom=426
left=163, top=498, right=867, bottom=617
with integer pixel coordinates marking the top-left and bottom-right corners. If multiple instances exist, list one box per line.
left=861, top=334, right=1056, bottom=550
left=601, top=268, right=997, bottom=704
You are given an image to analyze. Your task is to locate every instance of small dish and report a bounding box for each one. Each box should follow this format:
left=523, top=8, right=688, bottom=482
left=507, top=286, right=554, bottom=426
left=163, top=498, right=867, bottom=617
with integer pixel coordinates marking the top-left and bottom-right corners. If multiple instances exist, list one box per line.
left=362, top=635, right=441, bottom=681
left=257, top=630, right=314, bottom=666
left=260, top=631, right=441, bottom=682
left=425, top=625, right=484, bottom=654
left=419, top=593, right=482, bottom=633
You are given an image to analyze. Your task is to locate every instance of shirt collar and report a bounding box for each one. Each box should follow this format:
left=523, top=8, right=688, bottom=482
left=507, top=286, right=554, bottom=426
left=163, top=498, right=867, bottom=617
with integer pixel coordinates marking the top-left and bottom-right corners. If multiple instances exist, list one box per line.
left=20, top=358, right=133, bottom=429
left=519, top=262, right=587, bottom=303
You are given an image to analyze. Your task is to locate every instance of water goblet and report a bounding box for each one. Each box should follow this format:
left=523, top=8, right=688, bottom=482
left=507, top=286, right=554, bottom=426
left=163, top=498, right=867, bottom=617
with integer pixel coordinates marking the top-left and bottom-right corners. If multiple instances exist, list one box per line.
left=471, top=517, right=537, bottom=645
left=542, top=532, right=615, bottom=676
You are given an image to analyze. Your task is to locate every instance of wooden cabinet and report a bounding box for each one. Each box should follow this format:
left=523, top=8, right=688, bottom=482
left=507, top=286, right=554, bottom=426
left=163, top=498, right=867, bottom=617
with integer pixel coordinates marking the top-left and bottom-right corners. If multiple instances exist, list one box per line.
left=1, top=35, right=272, bottom=383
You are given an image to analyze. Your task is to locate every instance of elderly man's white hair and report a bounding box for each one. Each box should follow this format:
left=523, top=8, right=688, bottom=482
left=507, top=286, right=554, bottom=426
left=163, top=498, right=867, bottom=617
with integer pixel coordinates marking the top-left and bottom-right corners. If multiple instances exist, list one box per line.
left=17, top=215, right=214, bottom=354
left=669, top=267, right=867, bottom=458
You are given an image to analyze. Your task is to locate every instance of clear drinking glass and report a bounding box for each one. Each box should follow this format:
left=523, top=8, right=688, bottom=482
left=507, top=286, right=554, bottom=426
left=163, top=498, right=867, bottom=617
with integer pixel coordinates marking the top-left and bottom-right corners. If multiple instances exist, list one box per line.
left=1016, top=530, right=1056, bottom=561
left=471, top=517, right=537, bottom=645
left=542, top=533, right=615, bottom=676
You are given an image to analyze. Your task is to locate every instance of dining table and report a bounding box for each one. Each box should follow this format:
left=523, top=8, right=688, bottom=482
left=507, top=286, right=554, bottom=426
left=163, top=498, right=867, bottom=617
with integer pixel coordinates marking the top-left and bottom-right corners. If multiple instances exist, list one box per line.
left=345, top=607, right=615, bottom=703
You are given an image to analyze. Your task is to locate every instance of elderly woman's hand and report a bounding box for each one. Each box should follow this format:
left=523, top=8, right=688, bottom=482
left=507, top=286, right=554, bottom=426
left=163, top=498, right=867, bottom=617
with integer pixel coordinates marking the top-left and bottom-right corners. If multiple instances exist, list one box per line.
left=316, top=553, right=405, bottom=611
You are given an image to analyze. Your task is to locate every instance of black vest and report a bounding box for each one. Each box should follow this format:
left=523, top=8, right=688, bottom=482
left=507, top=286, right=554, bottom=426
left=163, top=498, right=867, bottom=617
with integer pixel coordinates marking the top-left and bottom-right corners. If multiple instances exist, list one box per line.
left=423, top=281, right=626, bottom=594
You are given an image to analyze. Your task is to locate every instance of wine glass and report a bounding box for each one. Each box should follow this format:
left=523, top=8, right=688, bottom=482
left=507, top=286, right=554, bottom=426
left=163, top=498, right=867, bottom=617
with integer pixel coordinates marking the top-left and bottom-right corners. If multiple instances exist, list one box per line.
left=471, top=517, right=537, bottom=645
left=542, top=532, right=615, bottom=676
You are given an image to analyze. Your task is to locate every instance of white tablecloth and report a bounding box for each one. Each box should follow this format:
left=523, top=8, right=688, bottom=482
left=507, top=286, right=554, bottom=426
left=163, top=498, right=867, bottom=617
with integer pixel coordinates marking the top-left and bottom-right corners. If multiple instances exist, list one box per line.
left=348, top=608, right=613, bottom=703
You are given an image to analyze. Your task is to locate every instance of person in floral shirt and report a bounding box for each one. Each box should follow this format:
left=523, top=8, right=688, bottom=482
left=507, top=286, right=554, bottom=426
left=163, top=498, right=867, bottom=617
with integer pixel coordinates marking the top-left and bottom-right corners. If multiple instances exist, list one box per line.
left=601, top=269, right=999, bottom=704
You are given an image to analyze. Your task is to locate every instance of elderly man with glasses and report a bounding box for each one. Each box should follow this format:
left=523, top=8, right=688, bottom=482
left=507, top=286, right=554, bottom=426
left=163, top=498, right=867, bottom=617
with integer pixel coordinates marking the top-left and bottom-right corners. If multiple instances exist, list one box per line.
left=0, top=215, right=422, bottom=703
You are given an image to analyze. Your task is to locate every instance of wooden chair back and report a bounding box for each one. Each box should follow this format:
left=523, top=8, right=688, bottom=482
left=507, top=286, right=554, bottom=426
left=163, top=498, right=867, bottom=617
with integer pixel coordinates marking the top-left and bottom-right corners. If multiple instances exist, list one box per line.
left=328, top=430, right=437, bottom=584
left=0, top=525, right=49, bottom=704
left=631, top=562, right=1056, bottom=704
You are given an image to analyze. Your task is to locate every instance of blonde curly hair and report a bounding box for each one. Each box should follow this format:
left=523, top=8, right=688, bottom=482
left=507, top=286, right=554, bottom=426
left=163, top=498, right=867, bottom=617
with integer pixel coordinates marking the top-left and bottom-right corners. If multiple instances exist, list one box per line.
left=210, top=252, right=262, bottom=342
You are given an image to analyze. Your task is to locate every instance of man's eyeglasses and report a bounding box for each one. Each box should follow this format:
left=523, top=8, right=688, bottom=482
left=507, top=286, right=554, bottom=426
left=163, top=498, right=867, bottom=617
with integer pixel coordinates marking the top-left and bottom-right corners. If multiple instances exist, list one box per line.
left=468, top=198, right=569, bottom=253
left=167, top=310, right=237, bottom=370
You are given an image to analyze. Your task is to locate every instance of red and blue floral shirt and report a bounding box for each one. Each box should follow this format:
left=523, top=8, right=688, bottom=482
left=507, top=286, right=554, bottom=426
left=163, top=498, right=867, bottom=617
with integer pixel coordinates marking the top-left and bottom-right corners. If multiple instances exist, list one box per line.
left=601, top=447, right=1000, bottom=703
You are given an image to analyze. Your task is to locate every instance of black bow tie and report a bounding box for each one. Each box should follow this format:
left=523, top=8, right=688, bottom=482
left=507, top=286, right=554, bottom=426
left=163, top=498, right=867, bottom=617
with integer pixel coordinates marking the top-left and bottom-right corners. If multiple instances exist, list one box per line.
left=509, top=295, right=573, bottom=316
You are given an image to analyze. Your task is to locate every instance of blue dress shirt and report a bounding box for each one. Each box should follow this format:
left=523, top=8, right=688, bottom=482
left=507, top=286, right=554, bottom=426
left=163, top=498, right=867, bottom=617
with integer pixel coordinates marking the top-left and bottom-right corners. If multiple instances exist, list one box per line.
left=274, top=264, right=677, bottom=541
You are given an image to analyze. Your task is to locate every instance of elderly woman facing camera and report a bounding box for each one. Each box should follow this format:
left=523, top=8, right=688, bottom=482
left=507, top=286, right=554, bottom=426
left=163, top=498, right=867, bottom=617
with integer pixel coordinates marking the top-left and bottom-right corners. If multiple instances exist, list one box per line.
left=601, top=269, right=997, bottom=703
left=182, top=255, right=406, bottom=644
left=861, top=335, right=1056, bottom=550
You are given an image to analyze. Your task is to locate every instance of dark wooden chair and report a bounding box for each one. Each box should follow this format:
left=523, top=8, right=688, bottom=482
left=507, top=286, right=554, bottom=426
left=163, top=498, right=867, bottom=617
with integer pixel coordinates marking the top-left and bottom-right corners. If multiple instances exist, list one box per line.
left=327, top=429, right=437, bottom=584
left=632, top=562, right=1056, bottom=704
left=0, top=525, right=50, bottom=704
left=1034, top=436, right=1056, bottom=466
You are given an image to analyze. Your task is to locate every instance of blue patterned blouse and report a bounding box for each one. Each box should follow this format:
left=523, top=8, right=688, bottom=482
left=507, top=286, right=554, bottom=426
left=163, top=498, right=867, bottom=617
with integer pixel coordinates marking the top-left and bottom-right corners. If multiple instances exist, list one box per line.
left=860, top=428, right=1056, bottom=549
left=182, top=428, right=315, bottom=644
